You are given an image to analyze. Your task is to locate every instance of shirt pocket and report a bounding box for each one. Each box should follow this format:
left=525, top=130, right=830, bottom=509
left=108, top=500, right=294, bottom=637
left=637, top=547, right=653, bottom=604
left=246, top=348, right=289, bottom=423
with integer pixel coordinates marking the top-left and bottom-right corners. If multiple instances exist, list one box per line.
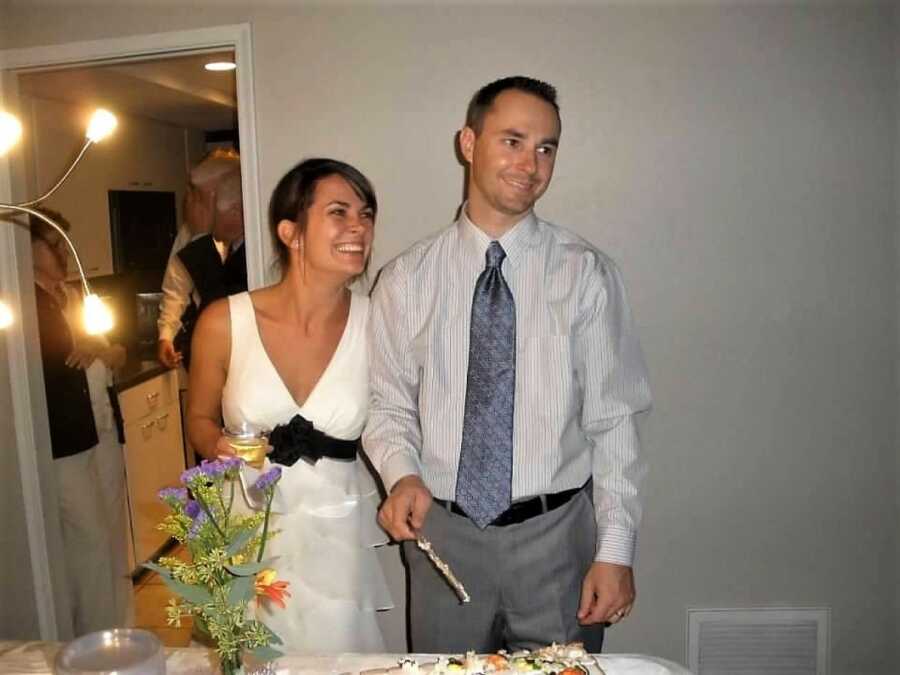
left=517, top=334, right=576, bottom=417
left=518, top=333, right=571, bottom=354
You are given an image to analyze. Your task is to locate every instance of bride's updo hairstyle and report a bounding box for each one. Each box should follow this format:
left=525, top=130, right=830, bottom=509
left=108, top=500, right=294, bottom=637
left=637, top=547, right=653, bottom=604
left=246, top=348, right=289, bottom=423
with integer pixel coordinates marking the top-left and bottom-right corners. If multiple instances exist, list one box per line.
left=268, top=158, right=378, bottom=275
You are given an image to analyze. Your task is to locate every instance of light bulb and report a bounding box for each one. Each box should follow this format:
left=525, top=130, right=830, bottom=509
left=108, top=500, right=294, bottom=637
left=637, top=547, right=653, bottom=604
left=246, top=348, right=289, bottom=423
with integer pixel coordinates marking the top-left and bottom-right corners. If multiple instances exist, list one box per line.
left=0, top=300, right=13, bottom=329
left=0, top=111, right=23, bottom=156
left=86, top=109, right=117, bottom=143
left=82, top=294, right=113, bottom=335
left=204, top=61, right=236, bottom=72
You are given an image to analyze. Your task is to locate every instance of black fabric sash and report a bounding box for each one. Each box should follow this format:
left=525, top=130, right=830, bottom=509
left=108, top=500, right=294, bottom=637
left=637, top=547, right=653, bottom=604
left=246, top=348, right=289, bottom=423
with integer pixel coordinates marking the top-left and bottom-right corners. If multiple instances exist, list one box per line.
left=267, top=413, right=358, bottom=467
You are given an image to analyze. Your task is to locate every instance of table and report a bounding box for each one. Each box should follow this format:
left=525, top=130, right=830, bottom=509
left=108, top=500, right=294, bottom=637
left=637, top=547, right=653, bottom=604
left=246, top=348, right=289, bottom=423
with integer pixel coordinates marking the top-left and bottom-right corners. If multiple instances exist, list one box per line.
left=0, top=642, right=694, bottom=674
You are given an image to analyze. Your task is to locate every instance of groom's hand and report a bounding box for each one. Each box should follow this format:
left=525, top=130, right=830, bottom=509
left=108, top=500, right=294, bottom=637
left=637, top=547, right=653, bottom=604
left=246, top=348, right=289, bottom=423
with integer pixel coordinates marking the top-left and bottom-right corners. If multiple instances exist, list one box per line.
left=577, top=561, right=635, bottom=626
left=378, top=474, right=433, bottom=541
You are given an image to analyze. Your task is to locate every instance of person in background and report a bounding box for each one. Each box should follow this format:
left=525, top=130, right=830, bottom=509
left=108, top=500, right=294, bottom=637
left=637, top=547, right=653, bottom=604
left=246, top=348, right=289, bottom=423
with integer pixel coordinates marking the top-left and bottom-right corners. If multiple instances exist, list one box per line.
left=170, top=149, right=239, bottom=255
left=30, top=209, right=132, bottom=634
left=364, top=76, right=651, bottom=652
left=157, top=149, right=242, bottom=369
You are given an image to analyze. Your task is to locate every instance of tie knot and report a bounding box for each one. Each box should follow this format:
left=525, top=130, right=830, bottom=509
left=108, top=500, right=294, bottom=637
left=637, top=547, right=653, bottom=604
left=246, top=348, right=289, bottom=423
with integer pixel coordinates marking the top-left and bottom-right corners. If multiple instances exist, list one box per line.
left=485, top=241, right=506, bottom=269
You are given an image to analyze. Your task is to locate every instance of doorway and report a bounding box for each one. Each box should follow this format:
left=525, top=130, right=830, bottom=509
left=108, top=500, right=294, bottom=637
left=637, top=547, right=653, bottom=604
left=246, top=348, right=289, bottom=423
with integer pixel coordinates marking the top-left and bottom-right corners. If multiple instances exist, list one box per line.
left=0, top=24, right=262, bottom=641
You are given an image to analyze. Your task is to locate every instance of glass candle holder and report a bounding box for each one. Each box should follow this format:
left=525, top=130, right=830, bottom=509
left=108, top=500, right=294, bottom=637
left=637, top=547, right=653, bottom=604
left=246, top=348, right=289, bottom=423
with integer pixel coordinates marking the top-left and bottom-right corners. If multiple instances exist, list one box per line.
left=55, top=628, right=165, bottom=674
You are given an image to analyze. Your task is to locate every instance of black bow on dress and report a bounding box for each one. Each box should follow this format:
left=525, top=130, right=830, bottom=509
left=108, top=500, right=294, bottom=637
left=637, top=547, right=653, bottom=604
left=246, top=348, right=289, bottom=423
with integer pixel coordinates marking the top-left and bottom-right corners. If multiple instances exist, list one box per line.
left=267, top=413, right=359, bottom=467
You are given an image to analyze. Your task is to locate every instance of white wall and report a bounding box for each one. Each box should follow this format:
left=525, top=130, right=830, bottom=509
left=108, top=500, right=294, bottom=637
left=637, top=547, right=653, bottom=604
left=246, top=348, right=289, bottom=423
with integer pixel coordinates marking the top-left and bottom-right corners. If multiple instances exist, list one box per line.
left=894, top=2, right=900, bottom=662
left=23, top=95, right=198, bottom=278
left=1, top=2, right=897, bottom=673
left=0, top=28, right=39, bottom=637
left=0, top=337, right=40, bottom=640
left=0, top=62, right=75, bottom=642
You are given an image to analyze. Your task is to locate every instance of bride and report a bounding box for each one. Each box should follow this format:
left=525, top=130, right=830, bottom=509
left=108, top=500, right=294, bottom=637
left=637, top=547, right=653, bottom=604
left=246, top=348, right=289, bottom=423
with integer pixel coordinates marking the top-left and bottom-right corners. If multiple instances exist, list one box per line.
left=186, top=158, right=392, bottom=653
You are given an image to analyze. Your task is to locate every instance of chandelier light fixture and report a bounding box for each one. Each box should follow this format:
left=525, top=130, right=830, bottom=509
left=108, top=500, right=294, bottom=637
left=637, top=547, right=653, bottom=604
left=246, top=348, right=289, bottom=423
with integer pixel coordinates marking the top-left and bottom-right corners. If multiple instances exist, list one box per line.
left=0, top=107, right=118, bottom=334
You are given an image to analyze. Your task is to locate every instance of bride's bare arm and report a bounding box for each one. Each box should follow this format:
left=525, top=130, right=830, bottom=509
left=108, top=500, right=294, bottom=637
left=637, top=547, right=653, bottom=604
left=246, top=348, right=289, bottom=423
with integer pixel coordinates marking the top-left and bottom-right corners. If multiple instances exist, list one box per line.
left=186, top=298, right=234, bottom=460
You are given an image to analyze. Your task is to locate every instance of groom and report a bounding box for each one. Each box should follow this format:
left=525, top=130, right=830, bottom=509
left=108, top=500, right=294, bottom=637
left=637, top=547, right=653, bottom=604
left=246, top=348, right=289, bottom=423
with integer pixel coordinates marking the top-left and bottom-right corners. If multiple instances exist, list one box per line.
left=364, top=76, right=651, bottom=652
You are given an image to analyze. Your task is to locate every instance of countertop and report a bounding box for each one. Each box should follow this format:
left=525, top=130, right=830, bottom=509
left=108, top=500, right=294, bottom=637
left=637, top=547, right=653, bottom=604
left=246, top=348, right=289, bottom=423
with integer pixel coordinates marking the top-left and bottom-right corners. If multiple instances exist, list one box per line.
left=112, top=357, right=173, bottom=393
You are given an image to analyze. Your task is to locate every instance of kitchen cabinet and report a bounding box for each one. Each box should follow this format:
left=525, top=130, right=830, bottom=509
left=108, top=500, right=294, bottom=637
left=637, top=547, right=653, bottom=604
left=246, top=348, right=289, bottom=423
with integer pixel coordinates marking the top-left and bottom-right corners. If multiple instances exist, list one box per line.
left=118, top=368, right=186, bottom=567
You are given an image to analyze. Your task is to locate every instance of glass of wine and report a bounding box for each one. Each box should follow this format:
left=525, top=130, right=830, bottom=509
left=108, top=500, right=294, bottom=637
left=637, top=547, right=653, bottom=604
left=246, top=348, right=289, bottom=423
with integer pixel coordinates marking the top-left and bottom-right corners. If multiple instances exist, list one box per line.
left=222, top=423, right=268, bottom=470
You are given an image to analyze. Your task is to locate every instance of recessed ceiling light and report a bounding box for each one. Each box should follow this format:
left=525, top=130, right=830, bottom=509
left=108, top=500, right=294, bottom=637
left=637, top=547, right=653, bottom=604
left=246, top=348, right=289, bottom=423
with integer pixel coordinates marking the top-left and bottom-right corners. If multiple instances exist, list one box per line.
left=205, top=61, right=236, bottom=72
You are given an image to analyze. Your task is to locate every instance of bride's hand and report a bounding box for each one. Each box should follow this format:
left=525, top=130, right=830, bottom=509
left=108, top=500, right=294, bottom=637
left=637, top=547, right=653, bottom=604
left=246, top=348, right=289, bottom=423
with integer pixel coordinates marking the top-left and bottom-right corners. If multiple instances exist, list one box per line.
left=214, top=436, right=237, bottom=457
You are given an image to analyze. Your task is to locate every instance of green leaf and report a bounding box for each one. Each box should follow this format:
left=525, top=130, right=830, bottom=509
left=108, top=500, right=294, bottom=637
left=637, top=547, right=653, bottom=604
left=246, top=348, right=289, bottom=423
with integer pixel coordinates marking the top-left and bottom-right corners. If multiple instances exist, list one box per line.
left=258, top=621, right=283, bottom=645
left=227, top=575, right=255, bottom=606
left=225, top=526, right=260, bottom=557
left=250, top=645, right=283, bottom=662
left=142, top=562, right=173, bottom=579
left=157, top=576, right=213, bottom=605
left=225, top=560, right=269, bottom=577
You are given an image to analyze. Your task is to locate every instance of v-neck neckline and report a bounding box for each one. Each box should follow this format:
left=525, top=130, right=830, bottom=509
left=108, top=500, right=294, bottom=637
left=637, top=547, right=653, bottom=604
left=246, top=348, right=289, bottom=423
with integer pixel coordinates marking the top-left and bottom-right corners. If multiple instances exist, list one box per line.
left=245, top=292, right=356, bottom=412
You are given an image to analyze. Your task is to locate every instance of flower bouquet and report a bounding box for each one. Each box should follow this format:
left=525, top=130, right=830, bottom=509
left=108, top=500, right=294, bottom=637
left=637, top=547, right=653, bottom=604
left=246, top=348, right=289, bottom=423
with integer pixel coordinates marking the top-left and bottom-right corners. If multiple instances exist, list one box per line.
left=146, top=458, right=289, bottom=675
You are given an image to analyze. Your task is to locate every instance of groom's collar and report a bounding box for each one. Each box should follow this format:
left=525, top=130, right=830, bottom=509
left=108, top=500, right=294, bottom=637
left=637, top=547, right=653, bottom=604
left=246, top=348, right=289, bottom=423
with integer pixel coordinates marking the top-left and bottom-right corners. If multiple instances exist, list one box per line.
left=457, top=204, right=538, bottom=272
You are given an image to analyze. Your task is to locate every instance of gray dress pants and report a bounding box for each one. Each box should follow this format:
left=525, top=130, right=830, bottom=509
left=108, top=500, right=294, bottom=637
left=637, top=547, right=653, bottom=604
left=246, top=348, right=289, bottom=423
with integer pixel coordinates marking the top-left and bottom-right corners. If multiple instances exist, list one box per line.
left=403, top=488, right=604, bottom=653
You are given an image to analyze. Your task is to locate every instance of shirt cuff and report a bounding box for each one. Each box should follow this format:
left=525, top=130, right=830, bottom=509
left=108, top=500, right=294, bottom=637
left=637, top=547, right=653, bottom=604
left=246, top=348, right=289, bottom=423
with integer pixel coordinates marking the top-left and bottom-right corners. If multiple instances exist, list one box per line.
left=594, top=525, right=637, bottom=567
left=158, top=326, right=177, bottom=342
left=379, top=451, right=422, bottom=493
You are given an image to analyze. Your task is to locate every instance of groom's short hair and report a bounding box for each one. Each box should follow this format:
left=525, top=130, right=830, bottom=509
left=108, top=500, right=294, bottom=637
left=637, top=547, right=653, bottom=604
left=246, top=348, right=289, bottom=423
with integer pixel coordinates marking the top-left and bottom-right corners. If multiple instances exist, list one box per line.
left=465, top=76, right=559, bottom=135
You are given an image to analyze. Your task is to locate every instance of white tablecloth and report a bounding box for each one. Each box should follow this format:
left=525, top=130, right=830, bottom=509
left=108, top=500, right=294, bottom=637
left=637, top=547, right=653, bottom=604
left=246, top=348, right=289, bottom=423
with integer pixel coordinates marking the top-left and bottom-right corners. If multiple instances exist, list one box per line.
left=0, top=642, right=694, bottom=674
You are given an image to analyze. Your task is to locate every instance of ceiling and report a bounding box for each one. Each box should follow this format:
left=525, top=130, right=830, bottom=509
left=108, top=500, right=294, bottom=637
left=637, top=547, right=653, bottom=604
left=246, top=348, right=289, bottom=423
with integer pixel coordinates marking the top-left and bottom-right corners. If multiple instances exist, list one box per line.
left=18, top=50, right=237, bottom=132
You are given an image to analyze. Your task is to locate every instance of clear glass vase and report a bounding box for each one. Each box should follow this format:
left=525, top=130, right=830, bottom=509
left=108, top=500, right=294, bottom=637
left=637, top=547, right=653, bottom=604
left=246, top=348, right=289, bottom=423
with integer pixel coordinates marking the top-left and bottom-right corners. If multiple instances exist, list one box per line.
left=193, top=617, right=244, bottom=674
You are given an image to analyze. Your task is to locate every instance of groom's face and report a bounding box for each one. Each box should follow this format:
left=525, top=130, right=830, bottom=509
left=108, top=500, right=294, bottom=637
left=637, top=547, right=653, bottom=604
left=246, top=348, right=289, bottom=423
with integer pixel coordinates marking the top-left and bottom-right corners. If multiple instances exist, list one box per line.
left=461, top=89, right=560, bottom=227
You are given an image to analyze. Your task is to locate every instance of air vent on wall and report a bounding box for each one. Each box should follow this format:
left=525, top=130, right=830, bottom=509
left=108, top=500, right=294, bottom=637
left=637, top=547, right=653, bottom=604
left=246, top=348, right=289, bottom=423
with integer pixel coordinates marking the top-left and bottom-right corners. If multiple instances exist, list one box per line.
left=686, top=607, right=829, bottom=675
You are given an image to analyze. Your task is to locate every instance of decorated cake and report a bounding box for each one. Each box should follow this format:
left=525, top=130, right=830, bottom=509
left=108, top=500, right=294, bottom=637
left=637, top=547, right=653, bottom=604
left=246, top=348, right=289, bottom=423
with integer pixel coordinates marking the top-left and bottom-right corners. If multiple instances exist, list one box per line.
left=361, top=643, right=605, bottom=675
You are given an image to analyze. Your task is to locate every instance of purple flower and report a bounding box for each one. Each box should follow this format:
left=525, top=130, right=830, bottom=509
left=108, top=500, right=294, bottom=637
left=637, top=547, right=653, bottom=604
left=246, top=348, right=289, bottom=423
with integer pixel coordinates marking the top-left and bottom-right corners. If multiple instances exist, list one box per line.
left=252, top=466, right=282, bottom=492
left=199, top=459, right=228, bottom=479
left=219, top=456, right=243, bottom=474
left=185, top=500, right=201, bottom=519
left=180, top=466, right=203, bottom=485
left=187, top=510, right=208, bottom=539
left=158, top=487, right=188, bottom=504
left=181, top=459, right=232, bottom=486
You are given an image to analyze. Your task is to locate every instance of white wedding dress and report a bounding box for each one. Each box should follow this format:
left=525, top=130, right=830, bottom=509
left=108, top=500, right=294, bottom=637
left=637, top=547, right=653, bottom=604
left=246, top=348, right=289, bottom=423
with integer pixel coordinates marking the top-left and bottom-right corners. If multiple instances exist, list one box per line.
left=221, top=291, right=392, bottom=653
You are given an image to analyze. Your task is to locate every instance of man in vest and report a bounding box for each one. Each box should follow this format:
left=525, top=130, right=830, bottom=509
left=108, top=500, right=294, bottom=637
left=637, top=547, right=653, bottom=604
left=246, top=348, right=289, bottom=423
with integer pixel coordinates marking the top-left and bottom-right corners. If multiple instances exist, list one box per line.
left=157, top=166, right=246, bottom=369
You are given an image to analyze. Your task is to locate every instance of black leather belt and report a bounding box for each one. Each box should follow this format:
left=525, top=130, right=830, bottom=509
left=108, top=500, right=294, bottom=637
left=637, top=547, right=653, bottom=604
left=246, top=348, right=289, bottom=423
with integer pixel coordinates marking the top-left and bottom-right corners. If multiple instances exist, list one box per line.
left=434, top=481, right=589, bottom=527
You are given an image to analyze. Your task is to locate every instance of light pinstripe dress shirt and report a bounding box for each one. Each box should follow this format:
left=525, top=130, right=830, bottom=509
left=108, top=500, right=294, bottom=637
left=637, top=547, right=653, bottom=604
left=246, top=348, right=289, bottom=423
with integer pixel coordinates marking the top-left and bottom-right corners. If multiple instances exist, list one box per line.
left=364, top=209, right=651, bottom=566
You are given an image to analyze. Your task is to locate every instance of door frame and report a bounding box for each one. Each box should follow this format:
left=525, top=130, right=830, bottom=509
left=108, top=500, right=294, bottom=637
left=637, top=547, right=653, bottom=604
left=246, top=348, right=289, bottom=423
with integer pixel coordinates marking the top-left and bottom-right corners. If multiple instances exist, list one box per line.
left=0, top=23, right=263, bottom=639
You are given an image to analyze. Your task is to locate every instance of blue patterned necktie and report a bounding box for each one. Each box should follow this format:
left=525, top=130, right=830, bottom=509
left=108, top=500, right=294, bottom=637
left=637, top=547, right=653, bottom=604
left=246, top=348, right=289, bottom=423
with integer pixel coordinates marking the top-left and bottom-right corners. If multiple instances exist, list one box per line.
left=455, top=241, right=516, bottom=529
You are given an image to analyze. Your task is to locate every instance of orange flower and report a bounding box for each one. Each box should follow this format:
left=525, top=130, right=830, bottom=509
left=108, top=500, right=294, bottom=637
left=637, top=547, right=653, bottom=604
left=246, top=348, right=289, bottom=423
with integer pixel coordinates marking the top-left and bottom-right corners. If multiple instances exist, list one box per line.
left=254, top=568, right=291, bottom=609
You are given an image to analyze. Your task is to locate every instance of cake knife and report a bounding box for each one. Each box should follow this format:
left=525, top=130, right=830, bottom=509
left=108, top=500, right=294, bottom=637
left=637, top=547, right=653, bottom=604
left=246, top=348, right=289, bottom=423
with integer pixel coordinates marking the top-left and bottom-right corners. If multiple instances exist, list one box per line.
left=415, top=534, right=471, bottom=604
